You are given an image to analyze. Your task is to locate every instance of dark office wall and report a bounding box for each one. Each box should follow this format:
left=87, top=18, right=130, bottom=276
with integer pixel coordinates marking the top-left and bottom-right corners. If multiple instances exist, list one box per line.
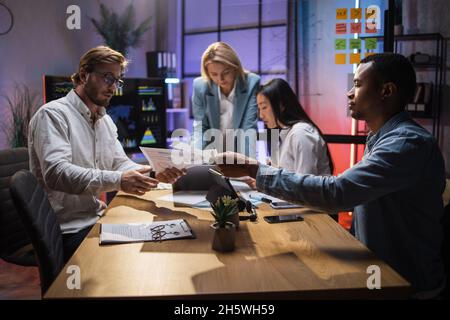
left=0, top=0, right=168, bottom=149
left=402, top=0, right=450, bottom=173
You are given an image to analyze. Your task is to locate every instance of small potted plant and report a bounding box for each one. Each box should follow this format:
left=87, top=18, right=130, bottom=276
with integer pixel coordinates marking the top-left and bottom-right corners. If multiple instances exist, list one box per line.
left=210, top=196, right=238, bottom=252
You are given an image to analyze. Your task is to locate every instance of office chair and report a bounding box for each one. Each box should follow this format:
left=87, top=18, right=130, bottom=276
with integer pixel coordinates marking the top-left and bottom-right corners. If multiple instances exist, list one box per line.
left=0, top=147, right=36, bottom=266
left=442, top=179, right=450, bottom=299
left=10, top=169, right=65, bottom=295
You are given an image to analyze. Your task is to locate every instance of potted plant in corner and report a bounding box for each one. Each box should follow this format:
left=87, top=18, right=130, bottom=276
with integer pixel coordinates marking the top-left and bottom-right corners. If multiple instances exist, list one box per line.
left=0, top=84, right=40, bottom=148
left=210, top=196, right=238, bottom=252
left=90, top=2, right=152, bottom=57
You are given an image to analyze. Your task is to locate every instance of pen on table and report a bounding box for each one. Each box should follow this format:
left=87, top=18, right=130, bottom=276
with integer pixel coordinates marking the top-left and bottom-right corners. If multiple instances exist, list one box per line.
left=249, top=194, right=272, bottom=203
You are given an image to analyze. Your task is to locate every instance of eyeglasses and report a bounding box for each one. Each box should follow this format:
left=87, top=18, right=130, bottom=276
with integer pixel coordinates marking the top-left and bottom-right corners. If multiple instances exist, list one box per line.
left=92, top=71, right=124, bottom=89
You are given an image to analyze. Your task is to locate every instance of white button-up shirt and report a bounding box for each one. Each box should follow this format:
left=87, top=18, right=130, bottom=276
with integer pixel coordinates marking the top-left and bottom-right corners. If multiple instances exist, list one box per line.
left=28, top=90, right=142, bottom=233
left=218, top=83, right=236, bottom=133
left=272, top=122, right=331, bottom=175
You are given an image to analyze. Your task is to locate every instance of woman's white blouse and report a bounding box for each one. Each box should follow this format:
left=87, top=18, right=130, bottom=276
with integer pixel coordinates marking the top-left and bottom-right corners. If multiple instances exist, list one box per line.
left=272, top=122, right=331, bottom=175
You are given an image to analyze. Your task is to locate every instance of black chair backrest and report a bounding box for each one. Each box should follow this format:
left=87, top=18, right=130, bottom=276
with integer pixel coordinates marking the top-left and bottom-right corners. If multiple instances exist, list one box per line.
left=0, top=147, right=35, bottom=265
left=443, top=202, right=450, bottom=297
left=9, top=169, right=64, bottom=295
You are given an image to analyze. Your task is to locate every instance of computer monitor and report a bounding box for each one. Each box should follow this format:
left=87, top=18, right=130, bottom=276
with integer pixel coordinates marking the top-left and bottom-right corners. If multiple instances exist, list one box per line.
left=43, top=75, right=167, bottom=152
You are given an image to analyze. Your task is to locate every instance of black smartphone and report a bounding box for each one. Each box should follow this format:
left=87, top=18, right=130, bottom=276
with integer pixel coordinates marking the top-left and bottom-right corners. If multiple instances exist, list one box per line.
left=264, top=214, right=304, bottom=224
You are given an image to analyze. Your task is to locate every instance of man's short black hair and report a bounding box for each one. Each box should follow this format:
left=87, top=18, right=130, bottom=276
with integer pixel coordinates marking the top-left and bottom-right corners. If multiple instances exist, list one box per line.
left=360, top=53, right=417, bottom=107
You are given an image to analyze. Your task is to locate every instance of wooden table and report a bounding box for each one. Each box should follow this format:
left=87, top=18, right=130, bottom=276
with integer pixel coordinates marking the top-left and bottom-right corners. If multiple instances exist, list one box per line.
left=44, top=189, right=410, bottom=299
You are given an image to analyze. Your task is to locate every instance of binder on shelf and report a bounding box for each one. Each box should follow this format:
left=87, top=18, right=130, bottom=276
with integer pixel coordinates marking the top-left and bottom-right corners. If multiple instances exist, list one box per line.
left=147, top=51, right=177, bottom=78
left=408, top=82, right=433, bottom=114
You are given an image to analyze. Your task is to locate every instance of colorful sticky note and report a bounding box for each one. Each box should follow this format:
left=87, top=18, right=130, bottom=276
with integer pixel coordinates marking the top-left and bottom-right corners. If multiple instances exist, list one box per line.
left=335, top=39, right=347, bottom=50
left=336, top=8, right=348, bottom=20
left=335, top=53, right=346, bottom=65
left=365, top=38, right=377, bottom=50
left=349, top=39, right=362, bottom=50
left=336, top=23, right=347, bottom=34
left=351, top=8, right=362, bottom=19
left=350, top=22, right=362, bottom=33
left=350, top=53, right=361, bottom=64
left=365, top=22, right=377, bottom=33
left=365, top=8, right=377, bottom=19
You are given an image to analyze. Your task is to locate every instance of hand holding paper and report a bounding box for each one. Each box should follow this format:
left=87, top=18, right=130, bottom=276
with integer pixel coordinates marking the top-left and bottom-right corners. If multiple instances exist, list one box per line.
left=140, top=143, right=217, bottom=174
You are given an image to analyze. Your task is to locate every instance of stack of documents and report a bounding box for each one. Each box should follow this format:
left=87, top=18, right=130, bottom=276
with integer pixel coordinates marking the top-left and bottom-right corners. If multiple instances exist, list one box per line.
left=99, top=219, right=195, bottom=244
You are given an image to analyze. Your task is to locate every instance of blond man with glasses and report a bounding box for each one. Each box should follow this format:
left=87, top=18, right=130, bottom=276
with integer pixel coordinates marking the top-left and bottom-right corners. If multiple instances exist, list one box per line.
left=28, top=46, right=178, bottom=261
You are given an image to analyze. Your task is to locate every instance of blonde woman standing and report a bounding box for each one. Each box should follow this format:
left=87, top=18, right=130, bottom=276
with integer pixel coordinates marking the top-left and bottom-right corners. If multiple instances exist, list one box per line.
left=192, top=42, right=260, bottom=155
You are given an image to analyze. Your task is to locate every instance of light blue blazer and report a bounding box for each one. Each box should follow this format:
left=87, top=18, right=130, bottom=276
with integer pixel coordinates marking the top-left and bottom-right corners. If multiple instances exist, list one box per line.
left=192, top=72, right=260, bottom=134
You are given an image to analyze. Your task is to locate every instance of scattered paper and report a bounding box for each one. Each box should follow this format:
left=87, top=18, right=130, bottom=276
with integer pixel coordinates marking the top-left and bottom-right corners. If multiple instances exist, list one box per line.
left=157, top=190, right=208, bottom=207
left=100, top=219, right=195, bottom=244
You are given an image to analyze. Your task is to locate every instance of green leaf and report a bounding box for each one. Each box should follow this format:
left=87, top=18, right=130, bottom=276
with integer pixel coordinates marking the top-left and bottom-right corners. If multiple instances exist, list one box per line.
left=0, top=83, right=40, bottom=148
left=210, top=196, right=239, bottom=225
left=90, top=2, right=152, bottom=56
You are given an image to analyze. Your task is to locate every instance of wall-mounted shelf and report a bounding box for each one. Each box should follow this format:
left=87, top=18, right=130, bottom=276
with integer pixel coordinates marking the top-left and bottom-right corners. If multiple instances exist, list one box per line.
left=362, top=33, right=446, bottom=143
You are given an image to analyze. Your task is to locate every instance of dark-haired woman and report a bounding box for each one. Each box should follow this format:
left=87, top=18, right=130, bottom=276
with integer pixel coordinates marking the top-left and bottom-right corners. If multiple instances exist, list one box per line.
left=257, top=78, right=333, bottom=176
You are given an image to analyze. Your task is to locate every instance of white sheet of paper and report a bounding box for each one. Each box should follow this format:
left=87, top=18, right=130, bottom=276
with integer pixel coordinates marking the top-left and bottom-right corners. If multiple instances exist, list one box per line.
left=238, top=190, right=286, bottom=205
left=139, top=146, right=217, bottom=174
left=229, top=180, right=254, bottom=192
left=171, top=141, right=217, bottom=164
left=157, top=191, right=208, bottom=206
left=100, top=219, right=193, bottom=244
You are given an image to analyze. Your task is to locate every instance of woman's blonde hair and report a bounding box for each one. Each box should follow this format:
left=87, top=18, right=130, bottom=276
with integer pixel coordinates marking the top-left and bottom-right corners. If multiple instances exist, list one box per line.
left=71, top=46, right=128, bottom=86
left=200, top=42, right=246, bottom=83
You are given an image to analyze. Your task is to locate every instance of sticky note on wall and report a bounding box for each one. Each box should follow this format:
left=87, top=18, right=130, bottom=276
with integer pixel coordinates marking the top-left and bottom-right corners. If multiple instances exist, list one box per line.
left=336, top=8, right=348, bottom=20
left=366, top=8, right=377, bottom=19
left=350, top=22, right=362, bottom=33
left=335, top=53, right=346, bottom=65
left=336, top=23, right=347, bottom=34
left=350, top=53, right=361, bottom=64
left=350, top=8, right=362, bottom=19
left=365, top=22, right=377, bottom=33
left=365, top=38, right=377, bottom=50
left=349, top=39, right=361, bottom=50
left=335, top=39, right=347, bottom=50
